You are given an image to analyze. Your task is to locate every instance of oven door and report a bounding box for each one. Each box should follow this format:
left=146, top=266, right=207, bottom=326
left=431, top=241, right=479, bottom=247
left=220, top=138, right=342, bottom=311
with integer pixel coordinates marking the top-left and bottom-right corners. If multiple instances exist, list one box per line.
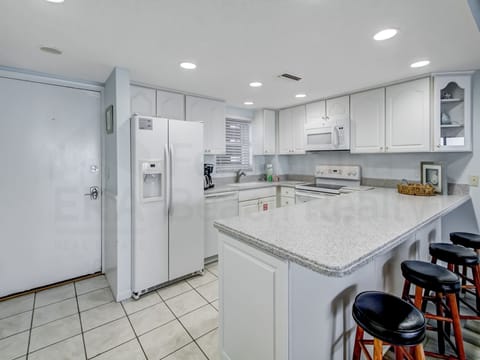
left=295, top=190, right=337, bottom=203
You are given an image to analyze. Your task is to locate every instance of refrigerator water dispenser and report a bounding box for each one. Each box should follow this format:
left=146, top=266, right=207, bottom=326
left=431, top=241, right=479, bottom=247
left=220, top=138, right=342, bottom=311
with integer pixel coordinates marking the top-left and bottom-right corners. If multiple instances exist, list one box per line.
left=141, top=161, right=163, bottom=201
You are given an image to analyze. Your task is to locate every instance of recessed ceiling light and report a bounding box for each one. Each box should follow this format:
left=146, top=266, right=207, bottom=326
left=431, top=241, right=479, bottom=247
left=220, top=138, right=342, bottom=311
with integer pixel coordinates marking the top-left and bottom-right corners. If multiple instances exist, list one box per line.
left=46, top=0, right=65, bottom=3
left=244, top=101, right=254, bottom=105
left=295, top=94, right=307, bottom=98
left=249, top=82, right=262, bottom=88
left=373, top=28, right=398, bottom=41
left=410, top=60, right=430, bottom=68
left=180, top=62, right=197, bottom=70
left=40, top=46, right=62, bottom=55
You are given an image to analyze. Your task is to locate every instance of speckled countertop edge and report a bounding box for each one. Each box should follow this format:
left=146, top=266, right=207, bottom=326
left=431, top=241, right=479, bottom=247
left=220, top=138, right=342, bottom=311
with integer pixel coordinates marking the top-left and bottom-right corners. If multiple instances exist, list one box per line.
left=214, top=194, right=470, bottom=277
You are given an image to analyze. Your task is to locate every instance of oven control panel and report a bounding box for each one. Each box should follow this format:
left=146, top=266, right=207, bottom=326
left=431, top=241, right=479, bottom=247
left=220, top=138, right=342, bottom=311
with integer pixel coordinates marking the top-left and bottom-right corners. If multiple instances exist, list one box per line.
left=314, top=165, right=361, bottom=180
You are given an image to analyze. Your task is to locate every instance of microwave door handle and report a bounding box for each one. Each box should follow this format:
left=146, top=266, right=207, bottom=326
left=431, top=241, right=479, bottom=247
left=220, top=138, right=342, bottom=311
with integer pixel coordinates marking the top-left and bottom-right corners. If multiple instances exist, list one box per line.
left=333, top=126, right=339, bottom=147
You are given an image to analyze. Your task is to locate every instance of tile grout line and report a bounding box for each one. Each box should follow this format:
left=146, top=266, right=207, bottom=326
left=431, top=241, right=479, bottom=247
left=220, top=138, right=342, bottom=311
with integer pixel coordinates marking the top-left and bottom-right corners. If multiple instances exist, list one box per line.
left=24, top=292, right=36, bottom=360
left=0, top=280, right=111, bottom=322
left=161, top=295, right=212, bottom=360
left=120, top=301, right=149, bottom=360
left=73, top=281, right=88, bottom=360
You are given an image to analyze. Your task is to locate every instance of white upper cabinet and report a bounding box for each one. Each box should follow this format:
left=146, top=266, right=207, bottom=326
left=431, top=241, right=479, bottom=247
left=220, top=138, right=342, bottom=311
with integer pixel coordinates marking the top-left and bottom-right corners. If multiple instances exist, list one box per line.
left=130, top=85, right=156, bottom=116
left=156, top=90, right=185, bottom=120
left=305, top=100, right=326, bottom=127
left=385, top=78, right=431, bottom=153
left=433, top=72, right=473, bottom=152
left=186, top=96, right=226, bottom=154
left=253, top=109, right=276, bottom=155
left=278, top=108, right=293, bottom=154
left=350, top=88, right=386, bottom=153
left=326, top=96, right=350, bottom=121
left=292, top=105, right=306, bottom=154
left=279, top=106, right=305, bottom=155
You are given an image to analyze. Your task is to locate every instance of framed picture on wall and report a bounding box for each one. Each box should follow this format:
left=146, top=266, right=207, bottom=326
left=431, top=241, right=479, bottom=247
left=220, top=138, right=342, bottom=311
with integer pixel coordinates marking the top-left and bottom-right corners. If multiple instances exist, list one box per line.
left=105, top=105, right=114, bottom=134
left=420, top=162, right=446, bottom=194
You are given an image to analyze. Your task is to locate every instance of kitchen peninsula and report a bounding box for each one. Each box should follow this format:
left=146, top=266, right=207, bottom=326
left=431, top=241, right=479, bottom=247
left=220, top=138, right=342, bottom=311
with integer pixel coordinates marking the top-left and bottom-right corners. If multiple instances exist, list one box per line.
left=214, top=188, right=471, bottom=360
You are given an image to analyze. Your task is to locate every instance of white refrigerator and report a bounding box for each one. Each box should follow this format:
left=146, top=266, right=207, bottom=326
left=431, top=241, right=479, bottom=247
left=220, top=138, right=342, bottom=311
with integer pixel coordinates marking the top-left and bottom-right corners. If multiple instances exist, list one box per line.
left=131, top=115, right=204, bottom=298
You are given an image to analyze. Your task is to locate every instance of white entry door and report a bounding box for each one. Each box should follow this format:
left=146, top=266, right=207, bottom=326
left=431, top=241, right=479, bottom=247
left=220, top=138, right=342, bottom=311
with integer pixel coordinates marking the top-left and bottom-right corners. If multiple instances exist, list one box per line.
left=0, top=76, right=102, bottom=297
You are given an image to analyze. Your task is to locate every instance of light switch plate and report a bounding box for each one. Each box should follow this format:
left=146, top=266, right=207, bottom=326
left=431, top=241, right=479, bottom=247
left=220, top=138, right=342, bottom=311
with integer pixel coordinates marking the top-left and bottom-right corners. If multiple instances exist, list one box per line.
left=470, top=175, right=479, bottom=187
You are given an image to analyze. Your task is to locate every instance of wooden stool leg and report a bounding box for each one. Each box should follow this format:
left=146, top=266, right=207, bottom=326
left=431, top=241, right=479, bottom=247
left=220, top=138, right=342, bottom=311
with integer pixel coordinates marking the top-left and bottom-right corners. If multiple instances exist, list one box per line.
left=473, top=264, right=480, bottom=312
left=414, top=285, right=423, bottom=308
left=352, top=326, right=364, bottom=360
left=436, top=293, right=446, bottom=355
left=447, top=293, right=466, bottom=360
left=461, top=265, right=467, bottom=294
left=394, top=345, right=404, bottom=360
left=373, top=338, right=383, bottom=360
left=413, top=343, right=426, bottom=360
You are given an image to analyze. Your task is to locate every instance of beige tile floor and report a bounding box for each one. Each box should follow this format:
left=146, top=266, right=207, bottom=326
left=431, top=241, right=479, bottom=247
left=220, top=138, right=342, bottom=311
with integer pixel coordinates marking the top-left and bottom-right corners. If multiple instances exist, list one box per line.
left=0, top=262, right=220, bottom=360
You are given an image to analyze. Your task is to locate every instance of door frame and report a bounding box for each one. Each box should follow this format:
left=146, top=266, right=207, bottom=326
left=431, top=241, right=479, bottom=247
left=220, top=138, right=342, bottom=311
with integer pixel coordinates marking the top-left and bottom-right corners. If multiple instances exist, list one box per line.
left=0, top=66, right=106, bottom=274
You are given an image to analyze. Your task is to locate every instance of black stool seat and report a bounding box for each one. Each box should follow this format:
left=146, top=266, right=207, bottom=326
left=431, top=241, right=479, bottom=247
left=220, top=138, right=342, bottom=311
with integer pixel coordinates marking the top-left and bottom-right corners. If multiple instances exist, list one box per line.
left=401, top=260, right=460, bottom=294
left=451, top=232, right=480, bottom=250
left=352, top=291, right=426, bottom=346
left=430, top=243, right=479, bottom=266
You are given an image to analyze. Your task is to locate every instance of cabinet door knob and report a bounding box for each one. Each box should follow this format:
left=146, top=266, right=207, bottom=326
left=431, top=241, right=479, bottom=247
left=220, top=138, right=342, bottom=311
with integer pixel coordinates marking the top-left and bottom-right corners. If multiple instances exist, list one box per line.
left=437, top=144, right=441, bottom=148
left=380, top=147, right=383, bottom=150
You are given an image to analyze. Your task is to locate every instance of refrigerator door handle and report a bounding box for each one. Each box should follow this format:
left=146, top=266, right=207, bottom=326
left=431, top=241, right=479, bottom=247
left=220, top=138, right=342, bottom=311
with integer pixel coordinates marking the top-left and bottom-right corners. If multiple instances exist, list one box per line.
left=165, top=144, right=170, bottom=213
left=169, top=144, right=174, bottom=214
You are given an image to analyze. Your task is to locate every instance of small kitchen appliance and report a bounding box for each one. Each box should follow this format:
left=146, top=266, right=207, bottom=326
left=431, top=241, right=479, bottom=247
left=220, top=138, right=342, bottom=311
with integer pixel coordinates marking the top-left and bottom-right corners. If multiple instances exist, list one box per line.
left=295, top=165, right=372, bottom=203
left=204, top=163, right=215, bottom=190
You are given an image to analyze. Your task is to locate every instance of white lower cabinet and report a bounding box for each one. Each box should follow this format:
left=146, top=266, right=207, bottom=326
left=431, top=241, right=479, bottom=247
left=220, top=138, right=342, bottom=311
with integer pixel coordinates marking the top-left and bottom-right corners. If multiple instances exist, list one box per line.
left=219, top=234, right=288, bottom=360
left=280, top=187, right=295, bottom=207
left=238, top=188, right=277, bottom=216
left=280, top=197, right=294, bottom=207
left=238, top=199, right=261, bottom=216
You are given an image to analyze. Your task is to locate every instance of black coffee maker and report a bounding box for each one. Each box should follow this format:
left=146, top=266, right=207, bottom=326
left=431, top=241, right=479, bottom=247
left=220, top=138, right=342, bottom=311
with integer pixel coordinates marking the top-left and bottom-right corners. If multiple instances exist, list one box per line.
left=204, top=163, right=214, bottom=190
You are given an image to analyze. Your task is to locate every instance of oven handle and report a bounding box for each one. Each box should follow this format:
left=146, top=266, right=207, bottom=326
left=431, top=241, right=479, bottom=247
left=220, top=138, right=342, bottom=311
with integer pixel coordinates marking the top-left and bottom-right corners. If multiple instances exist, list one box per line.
left=295, top=190, right=336, bottom=199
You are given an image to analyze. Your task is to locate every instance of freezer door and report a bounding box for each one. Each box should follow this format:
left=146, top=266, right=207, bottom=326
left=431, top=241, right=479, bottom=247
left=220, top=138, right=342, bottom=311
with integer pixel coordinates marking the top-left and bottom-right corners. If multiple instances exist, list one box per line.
left=168, top=120, right=205, bottom=280
left=131, top=116, right=169, bottom=293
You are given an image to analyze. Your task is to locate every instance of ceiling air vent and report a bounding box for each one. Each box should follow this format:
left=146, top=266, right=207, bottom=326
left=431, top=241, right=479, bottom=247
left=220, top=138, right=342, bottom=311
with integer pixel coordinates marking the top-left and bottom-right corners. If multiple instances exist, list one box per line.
left=278, top=73, right=302, bottom=81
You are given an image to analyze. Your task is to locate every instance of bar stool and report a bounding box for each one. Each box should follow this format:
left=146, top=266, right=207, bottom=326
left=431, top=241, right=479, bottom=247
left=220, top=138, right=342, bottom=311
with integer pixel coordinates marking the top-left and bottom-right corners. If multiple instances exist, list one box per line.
left=352, top=291, right=426, bottom=360
left=450, top=232, right=480, bottom=254
left=401, top=260, right=465, bottom=360
left=430, top=243, right=480, bottom=315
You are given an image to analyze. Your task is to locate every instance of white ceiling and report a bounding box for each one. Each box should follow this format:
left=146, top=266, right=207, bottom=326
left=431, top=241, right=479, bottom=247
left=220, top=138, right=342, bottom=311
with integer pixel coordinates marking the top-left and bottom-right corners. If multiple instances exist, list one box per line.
left=1, top=0, right=479, bottom=109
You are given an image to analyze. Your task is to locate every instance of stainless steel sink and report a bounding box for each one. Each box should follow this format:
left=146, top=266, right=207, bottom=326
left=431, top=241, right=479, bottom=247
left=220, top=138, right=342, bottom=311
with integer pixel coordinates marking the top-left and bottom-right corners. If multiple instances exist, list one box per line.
left=227, top=182, right=270, bottom=188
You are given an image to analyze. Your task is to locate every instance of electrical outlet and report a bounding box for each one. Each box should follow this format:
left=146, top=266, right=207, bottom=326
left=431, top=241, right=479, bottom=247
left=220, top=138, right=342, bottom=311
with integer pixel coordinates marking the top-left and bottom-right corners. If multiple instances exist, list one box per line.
left=470, top=175, right=479, bottom=187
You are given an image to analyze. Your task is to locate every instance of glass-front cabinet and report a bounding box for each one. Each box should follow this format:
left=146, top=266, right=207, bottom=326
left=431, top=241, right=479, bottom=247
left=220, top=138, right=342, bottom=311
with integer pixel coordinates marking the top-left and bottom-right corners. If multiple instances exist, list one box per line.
left=433, top=72, right=473, bottom=152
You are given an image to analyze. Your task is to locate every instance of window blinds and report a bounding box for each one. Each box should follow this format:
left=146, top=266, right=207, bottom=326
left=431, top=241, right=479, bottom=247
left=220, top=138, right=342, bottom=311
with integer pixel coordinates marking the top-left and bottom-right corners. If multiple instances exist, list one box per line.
left=216, top=118, right=251, bottom=171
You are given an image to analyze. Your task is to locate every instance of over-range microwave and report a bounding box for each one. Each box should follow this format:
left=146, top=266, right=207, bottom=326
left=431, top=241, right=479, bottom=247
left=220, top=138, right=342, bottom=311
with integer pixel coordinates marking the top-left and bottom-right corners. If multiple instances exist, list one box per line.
left=304, top=119, right=350, bottom=151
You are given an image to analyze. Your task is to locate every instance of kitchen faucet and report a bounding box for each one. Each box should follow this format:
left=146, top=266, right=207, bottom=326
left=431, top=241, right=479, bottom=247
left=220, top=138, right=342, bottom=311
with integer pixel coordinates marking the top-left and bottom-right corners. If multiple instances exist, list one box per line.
left=235, top=169, right=246, bottom=183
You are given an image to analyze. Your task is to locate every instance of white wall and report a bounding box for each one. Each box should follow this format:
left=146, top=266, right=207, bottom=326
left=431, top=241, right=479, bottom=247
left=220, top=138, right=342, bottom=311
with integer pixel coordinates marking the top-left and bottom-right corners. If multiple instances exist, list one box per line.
left=103, top=67, right=132, bottom=301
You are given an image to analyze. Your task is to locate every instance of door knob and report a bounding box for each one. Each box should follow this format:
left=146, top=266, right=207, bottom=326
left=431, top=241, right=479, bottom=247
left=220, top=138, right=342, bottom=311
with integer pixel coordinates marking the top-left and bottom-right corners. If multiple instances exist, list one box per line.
left=84, top=186, right=99, bottom=200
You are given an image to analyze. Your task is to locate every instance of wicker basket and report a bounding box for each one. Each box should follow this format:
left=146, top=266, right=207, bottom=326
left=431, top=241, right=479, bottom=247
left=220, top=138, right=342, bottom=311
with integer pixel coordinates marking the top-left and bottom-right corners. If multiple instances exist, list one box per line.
left=397, top=183, right=436, bottom=196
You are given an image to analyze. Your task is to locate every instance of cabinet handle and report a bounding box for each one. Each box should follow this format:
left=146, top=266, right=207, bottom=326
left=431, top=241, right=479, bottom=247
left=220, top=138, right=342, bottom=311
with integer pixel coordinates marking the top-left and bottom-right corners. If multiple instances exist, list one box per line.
left=379, top=147, right=383, bottom=150
left=437, top=144, right=441, bottom=148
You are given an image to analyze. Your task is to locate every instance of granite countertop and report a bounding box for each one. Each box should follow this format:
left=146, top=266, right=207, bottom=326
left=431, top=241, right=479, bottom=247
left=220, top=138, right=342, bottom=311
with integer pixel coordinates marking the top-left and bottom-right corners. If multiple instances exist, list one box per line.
left=214, top=188, right=470, bottom=276
left=204, top=180, right=305, bottom=195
